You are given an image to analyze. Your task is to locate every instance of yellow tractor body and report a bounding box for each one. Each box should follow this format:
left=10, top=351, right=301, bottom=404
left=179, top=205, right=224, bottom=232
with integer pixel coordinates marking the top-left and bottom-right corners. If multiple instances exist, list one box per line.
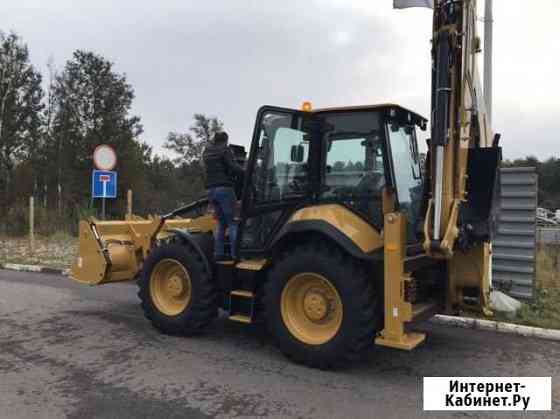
left=69, top=0, right=502, bottom=370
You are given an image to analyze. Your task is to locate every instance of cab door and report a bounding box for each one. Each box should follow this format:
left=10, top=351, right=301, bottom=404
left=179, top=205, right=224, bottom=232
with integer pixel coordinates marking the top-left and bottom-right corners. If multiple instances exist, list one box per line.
left=237, top=106, right=318, bottom=258
left=385, top=122, right=424, bottom=243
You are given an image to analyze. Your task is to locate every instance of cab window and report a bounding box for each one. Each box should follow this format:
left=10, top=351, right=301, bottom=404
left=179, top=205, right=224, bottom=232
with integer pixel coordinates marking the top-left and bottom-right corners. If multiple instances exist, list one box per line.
left=387, top=125, right=423, bottom=228
left=252, top=114, right=310, bottom=203
left=319, top=111, right=386, bottom=228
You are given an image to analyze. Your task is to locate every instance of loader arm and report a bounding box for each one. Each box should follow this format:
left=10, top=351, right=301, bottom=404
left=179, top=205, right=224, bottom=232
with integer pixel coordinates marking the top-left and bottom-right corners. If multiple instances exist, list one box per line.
left=71, top=206, right=216, bottom=286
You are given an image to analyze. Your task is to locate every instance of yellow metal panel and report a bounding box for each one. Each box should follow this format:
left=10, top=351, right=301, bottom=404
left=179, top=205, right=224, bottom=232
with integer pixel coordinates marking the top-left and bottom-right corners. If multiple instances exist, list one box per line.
left=288, top=204, right=383, bottom=253
left=230, top=290, right=254, bottom=298
left=216, top=260, right=235, bottom=266
left=448, top=242, right=492, bottom=315
left=375, top=212, right=426, bottom=351
left=236, top=259, right=267, bottom=271
left=229, top=314, right=252, bottom=324
left=163, top=215, right=216, bottom=234
left=382, top=187, right=396, bottom=215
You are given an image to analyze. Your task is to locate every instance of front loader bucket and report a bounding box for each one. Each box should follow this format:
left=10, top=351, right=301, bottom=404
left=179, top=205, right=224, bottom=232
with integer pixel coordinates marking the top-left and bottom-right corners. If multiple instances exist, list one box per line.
left=71, top=220, right=144, bottom=285
left=71, top=221, right=108, bottom=284
left=70, top=214, right=216, bottom=285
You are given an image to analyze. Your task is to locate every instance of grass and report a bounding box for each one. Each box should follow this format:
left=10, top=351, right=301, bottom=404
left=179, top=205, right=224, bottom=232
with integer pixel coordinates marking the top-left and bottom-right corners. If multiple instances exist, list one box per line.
left=0, top=232, right=78, bottom=269
left=514, top=288, right=560, bottom=330
left=510, top=245, right=560, bottom=330
left=465, top=245, right=560, bottom=330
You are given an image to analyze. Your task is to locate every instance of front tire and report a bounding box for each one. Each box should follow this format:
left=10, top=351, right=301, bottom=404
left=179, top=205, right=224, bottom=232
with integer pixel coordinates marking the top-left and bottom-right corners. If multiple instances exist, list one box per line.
left=138, top=242, right=217, bottom=335
left=264, top=243, right=381, bottom=369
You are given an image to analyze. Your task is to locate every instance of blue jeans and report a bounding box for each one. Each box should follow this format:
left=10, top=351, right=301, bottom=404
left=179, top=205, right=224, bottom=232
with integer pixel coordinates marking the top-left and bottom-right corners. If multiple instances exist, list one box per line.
left=208, top=186, right=238, bottom=259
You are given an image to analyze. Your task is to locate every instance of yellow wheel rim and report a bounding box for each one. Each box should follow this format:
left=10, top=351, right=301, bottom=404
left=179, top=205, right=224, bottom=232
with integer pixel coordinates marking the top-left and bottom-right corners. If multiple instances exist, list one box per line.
left=280, top=272, right=343, bottom=345
left=150, top=258, right=192, bottom=316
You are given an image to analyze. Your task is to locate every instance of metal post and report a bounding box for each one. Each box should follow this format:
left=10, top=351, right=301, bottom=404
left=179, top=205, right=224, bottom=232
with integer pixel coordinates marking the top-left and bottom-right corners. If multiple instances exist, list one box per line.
left=484, top=0, right=494, bottom=288
left=127, top=189, right=133, bottom=219
left=29, top=196, right=35, bottom=253
left=433, top=146, right=444, bottom=241
left=484, top=0, right=493, bottom=124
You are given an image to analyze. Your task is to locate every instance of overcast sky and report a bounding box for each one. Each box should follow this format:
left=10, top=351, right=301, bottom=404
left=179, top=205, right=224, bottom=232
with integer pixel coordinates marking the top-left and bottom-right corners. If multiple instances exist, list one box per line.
left=2, top=0, right=559, bottom=160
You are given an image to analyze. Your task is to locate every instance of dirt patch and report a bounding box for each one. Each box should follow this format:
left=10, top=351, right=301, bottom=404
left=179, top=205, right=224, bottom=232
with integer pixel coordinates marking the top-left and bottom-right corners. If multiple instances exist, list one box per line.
left=0, top=233, right=77, bottom=270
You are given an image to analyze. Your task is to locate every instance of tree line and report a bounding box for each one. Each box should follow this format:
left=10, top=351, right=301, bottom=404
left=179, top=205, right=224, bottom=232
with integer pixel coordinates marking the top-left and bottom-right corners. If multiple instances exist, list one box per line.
left=2, top=31, right=559, bottom=235
left=502, top=157, right=560, bottom=211
left=0, top=31, right=221, bottom=235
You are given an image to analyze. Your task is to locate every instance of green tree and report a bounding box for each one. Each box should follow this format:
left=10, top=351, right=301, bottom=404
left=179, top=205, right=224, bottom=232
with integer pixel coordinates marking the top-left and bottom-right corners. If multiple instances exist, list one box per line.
left=0, top=31, right=44, bottom=214
left=49, top=50, right=144, bottom=216
left=503, top=155, right=560, bottom=209
left=164, top=113, right=223, bottom=164
left=162, top=114, right=225, bottom=206
left=537, top=157, right=560, bottom=209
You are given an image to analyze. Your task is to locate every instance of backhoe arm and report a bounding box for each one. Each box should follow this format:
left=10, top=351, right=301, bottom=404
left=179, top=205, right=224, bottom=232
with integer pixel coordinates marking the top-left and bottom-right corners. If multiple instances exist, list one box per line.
left=423, top=0, right=499, bottom=257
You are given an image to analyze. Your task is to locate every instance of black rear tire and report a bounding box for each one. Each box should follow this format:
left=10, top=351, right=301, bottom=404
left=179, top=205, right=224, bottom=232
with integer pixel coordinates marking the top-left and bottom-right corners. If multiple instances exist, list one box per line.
left=138, top=242, right=217, bottom=335
left=264, top=243, right=381, bottom=369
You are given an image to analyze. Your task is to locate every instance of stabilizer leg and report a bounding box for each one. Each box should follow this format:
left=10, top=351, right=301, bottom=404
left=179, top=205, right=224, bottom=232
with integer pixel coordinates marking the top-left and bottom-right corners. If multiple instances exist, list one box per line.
left=375, top=213, right=426, bottom=350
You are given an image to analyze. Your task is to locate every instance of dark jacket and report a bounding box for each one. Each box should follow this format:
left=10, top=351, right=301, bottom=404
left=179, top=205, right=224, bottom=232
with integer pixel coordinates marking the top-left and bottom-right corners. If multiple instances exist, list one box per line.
left=202, top=143, right=244, bottom=189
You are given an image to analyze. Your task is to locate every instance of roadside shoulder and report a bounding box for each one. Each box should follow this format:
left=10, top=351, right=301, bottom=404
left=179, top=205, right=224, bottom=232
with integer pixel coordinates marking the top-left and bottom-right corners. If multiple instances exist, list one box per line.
left=431, top=314, right=560, bottom=342
left=0, top=262, right=69, bottom=276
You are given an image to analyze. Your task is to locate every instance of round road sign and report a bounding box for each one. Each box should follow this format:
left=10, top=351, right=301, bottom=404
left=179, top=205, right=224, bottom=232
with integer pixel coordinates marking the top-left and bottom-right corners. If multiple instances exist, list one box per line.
left=93, top=144, right=117, bottom=171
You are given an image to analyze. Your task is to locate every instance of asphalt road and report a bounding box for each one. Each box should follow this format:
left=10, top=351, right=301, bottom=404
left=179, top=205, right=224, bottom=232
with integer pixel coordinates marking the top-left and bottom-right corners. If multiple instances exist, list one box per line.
left=0, top=269, right=558, bottom=419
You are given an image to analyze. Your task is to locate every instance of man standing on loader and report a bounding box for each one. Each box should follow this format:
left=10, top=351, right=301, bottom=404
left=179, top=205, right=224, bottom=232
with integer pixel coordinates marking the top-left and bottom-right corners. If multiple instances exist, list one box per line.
left=202, top=132, right=245, bottom=261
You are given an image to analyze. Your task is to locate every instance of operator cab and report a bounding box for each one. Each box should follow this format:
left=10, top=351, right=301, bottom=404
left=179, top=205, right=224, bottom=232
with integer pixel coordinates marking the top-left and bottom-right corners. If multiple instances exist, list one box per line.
left=316, top=105, right=426, bottom=233
left=239, top=104, right=427, bottom=256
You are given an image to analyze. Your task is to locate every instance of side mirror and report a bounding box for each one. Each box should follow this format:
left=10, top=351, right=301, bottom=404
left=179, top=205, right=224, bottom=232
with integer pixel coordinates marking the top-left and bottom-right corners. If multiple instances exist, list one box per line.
left=290, top=144, right=305, bottom=163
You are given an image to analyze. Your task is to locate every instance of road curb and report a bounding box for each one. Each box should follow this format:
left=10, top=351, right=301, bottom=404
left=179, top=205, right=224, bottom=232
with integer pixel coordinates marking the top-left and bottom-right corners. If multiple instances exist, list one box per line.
left=431, top=314, right=560, bottom=342
left=0, top=262, right=69, bottom=277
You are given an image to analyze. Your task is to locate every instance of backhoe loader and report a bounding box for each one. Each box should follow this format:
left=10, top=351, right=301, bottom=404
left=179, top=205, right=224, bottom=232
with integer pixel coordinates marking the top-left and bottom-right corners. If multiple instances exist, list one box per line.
left=71, top=0, right=501, bottom=368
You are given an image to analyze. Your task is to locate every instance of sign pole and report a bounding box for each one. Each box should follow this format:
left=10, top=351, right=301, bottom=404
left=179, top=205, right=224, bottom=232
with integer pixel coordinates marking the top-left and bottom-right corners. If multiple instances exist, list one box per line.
left=484, top=0, right=493, bottom=125
left=102, top=180, right=107, bottom=220
left=484, top=0, right=494, bottom=289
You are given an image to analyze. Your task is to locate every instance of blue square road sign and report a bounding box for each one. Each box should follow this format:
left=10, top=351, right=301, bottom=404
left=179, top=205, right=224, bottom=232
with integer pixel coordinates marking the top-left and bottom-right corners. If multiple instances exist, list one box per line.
left=92, top=170, right=117, bottom=198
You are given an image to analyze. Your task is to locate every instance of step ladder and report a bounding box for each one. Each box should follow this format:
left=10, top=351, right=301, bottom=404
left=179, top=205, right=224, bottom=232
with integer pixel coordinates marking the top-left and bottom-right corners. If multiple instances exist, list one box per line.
left=216, top=259, right=267, bottom=324
left=228, top=289, right=255, bottom=324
